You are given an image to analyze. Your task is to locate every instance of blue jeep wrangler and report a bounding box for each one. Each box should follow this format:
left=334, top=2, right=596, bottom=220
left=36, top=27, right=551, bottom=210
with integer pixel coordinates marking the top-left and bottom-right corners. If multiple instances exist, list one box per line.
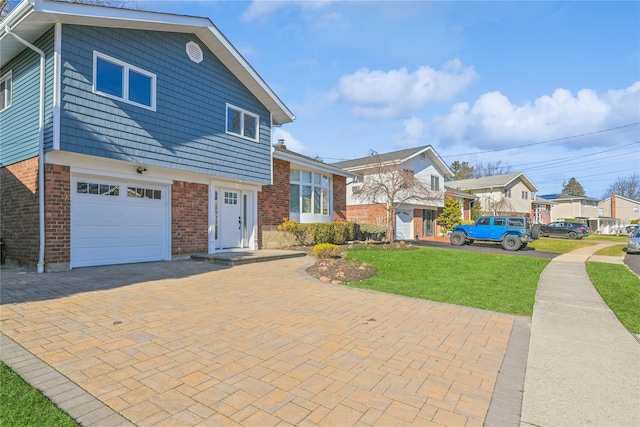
left=450, top=216, right=540, bottom=251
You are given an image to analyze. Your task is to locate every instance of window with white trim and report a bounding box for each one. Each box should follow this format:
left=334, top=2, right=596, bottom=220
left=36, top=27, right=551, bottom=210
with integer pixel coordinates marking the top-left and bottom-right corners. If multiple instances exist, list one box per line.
left=0, top=71, right=12, bottom=112
left=226, top=104, right=259, bottom=141
left=504, top=189, right=512, bottom=198
left=522, top=191, right=529, bottom=200
left=93, top=51, right=156, bottom=110
left=290, top=169, right=331, bottom=215
left=77, top=182, right=119, bottom=196
left=430, top=175, right=440, bottom=191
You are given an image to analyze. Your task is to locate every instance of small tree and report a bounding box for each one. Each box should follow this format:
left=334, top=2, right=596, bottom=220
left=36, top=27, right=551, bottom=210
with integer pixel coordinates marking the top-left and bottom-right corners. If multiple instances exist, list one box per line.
left=470, top=198, right=482, bottom=220
left=562, top=177, right=586, bottom=196
left=354, top=155, right=443, bottom=241
left=437, top=196, right=462, bottom=233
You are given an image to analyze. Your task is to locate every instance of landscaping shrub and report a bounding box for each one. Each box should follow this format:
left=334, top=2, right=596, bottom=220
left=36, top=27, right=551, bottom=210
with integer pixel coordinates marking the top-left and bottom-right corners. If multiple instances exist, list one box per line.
left=313, top=243, right=340, bottom=259
left=355, top=223, right=386, bottom=241
left=278, top=219, right=355, bottom=245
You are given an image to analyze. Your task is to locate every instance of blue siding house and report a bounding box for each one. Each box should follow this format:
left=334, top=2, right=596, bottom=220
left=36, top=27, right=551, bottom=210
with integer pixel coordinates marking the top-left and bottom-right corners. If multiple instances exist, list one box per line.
left=0, top=0, right=294, bottom=271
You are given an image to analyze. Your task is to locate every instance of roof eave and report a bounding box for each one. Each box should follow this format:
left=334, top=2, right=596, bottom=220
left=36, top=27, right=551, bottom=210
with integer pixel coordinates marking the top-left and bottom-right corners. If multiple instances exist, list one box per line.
left=273, top=150, right=354, bottom=178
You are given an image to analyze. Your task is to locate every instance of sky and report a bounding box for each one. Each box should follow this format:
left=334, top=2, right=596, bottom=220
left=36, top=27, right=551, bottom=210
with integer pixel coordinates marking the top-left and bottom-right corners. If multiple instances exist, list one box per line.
left=140, top=0, right=639, bottom=199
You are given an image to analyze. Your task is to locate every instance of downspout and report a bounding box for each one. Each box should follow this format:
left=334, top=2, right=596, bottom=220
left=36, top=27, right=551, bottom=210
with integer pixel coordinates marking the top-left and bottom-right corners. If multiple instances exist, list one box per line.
left=5, top=27, right=46, bottom=273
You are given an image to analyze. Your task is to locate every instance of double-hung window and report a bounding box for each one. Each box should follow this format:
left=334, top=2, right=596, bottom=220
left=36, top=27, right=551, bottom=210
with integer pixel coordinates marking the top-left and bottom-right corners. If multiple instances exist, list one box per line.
left=430, top=175, right=440, bottom=191
left=226, top=104, right=259, bottom=141
left=0, top=71, right=12, bottom=112
left=93, top=52, right=156, bottom=110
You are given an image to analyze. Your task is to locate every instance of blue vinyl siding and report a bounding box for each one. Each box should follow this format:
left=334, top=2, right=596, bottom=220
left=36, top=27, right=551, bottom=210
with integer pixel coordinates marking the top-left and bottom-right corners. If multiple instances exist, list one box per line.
left=0, top=28, right=55, bottom=167
left=59, top=25, right=272, bottom=184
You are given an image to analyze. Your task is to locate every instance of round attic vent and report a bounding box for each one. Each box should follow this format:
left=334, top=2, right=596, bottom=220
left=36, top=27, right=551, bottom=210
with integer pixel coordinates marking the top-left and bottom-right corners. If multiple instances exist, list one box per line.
left=186, top=41, right=203, bottom=64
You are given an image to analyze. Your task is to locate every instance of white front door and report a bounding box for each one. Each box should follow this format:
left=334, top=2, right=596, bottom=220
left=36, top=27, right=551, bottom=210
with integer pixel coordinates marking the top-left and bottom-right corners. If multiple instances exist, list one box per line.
left=220, top=190, right=242, bottom=248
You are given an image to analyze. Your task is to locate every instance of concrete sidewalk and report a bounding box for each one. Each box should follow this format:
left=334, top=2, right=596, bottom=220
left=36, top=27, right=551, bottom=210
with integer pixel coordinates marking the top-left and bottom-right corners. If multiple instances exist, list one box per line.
left=521, top=242, right=640, bottom=426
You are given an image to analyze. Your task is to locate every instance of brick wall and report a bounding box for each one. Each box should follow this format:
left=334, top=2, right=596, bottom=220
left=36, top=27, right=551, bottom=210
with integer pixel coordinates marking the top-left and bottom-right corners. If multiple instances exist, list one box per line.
left=333, top=175, right=347, bottom=222
left=345, top=204, right=388, bottom=226
left=172, top=181, right=209, bottom=255
left=44, top=164, right=71, bottom=270
left=257, top=158, right=290, bottom=248
left=0, top=157, right=40, bottom=265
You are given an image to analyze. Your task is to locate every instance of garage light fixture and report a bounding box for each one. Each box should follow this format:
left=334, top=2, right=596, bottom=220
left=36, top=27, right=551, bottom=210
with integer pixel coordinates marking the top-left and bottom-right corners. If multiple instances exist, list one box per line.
left=136, top=166, right=147, bottom=174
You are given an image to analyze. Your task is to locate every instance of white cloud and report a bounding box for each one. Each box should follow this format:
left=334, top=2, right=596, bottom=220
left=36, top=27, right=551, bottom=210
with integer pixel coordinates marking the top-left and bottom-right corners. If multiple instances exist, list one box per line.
left=393, top=116, right=429, bottom=148
left=335, top=59, right=478, bottom=119
left=272, top=128, right=305, bottom=152
left=433, top=81, right=640, bottom=148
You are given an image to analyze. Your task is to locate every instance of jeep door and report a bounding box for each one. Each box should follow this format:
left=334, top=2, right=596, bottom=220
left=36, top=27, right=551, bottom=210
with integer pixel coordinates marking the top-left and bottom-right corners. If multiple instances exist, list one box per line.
left=491, top=217, right=508, bottom=239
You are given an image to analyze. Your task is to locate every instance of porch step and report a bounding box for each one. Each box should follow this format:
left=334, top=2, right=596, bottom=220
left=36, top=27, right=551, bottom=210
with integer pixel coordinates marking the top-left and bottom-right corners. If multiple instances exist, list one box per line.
left=191, top=250, right=306, bottom=266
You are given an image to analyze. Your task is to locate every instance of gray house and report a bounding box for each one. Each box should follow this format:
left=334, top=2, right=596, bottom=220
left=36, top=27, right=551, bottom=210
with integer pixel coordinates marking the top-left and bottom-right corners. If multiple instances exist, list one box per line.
left=0, top=0, right=294, bottom=271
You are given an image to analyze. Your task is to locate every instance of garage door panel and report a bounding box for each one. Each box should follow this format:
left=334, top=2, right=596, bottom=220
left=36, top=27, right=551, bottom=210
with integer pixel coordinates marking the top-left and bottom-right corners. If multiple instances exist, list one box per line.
left=71, top=176, right=169, bottom=267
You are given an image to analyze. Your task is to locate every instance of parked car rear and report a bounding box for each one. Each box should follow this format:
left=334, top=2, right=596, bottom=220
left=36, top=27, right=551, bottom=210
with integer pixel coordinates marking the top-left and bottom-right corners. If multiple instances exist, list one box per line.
left=540, top=221, right=590, bottom=239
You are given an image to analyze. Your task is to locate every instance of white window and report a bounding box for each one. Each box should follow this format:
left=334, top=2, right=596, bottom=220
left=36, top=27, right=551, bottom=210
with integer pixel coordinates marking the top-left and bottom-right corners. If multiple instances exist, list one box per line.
left=522, top=191, right=529, bottom=200
left=226, top=104, right=259, bottom=141
left=504, top=189, right=512, bottom=198
left=290, top=169, right=330, bottom=215
left=430, top=175, right=440, bottom=191
left=0, top=71, right=12, bottom=112
left=93, top=51, right=156, bottom=110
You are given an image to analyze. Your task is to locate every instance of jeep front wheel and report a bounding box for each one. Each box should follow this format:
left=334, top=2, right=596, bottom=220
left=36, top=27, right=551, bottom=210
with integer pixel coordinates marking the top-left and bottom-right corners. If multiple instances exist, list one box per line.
left=502, top=236, right=521, bottom=251
left=450, top=232, right=466, bottom=246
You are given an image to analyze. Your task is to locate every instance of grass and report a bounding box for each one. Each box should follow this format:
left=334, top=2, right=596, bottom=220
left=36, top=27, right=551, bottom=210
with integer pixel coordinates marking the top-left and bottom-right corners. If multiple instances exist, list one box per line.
left=528, top=238, right=594, bottom=254
left=593, top=244, right=627, bottom=257
left=0, top=362, right=77, bottom=427
left=586, top=262, right=640, bottom=334
left=585, top=235, right=631, bottom=243
left=345, top=246, right=550, bottom=316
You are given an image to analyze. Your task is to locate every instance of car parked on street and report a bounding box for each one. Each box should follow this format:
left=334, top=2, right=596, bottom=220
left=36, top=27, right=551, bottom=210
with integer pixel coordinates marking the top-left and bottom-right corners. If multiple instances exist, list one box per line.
left=625, top=225, right=638, bottom=236
left=540, top=221, right=590, bottom=239
left=450, top=216, right=540, bottom=251
left=627, top=229, right=640, bottom=254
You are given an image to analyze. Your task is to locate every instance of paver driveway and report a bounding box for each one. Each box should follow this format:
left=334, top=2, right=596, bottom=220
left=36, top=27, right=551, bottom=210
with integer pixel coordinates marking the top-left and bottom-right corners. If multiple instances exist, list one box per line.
left=1, top=257, right=516, bottom=426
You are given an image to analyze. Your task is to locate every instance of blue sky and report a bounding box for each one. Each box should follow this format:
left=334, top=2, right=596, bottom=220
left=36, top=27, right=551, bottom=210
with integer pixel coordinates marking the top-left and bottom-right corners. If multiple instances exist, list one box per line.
left=142, top=0, right=639, bottom=199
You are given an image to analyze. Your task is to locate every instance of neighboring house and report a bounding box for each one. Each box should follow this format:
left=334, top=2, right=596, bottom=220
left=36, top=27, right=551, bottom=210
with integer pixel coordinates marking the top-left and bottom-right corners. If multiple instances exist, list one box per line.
left=443, top=186, right=478, bottom=222
left=0, top=0, right=294, bottom=271
left=598, top=193, right=640, bottom=223
left=540, top=194, right=600, bottom=222
left=531, top=195, right=553, bottom=224
left=447, top=172, right=539, bottom=217
left=258, top=140, right=353, bottom=247
left=332, top=146, right=453, bottom=240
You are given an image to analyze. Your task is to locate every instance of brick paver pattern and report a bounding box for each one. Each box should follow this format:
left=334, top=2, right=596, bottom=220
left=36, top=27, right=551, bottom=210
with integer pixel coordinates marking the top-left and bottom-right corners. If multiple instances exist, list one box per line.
left=1, top=257, right=514, bottom=426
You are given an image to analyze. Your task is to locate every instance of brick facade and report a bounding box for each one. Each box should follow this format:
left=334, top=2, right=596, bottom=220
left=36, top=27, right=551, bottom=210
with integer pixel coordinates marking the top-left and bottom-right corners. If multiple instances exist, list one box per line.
left=257, top=158, right=290, bottom=247
left=171, top=181, right=209, bottom=256
left=0, top=157, right=40, bottom=266
left=44, top=163, right=71, bottom=271
left=333, top=175, right=347, bottom=222
left=345, top=204, right=388, bottom=226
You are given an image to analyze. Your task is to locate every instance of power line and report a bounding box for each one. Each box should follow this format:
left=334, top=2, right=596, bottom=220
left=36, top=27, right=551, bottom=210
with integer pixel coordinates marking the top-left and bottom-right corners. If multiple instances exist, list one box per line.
left=440, top=122, right=640, bottom=158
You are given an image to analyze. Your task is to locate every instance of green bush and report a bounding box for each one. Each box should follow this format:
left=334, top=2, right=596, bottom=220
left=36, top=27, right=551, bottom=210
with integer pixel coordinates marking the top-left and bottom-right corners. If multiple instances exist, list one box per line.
left=313, top=243, right=339, bottom=259
left=278, top=220, right=355, bottom=245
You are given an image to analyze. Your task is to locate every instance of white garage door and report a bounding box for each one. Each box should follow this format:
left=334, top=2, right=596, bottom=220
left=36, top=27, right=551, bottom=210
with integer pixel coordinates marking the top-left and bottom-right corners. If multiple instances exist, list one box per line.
left=71, top=175, right=170, bottom=267
left=395, top=209, right=413, bottom=241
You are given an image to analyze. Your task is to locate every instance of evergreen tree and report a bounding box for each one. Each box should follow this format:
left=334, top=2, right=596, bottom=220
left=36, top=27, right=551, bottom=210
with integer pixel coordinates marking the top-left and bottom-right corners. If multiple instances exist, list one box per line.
left=437, top=196, right=463, bottom=232
left=449, top=161, right=474, bottom=180
left=562, top=177, right=586, bottom=196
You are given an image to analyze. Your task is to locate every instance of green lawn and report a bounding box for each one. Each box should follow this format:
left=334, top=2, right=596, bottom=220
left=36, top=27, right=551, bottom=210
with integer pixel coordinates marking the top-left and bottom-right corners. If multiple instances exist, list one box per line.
left=593, top=244, right=627, bottom=257
left=0, top=362, right=77, bottom=427
left=586, top=262, right=640, bottom=334
left=345, top=246, right=550, bottom=316
left=528, top=238, right=594, bottom=254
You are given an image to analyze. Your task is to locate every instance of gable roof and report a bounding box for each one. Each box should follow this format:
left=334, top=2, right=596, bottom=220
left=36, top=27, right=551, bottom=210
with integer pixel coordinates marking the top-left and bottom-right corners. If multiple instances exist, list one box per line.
left=331, top=145, right=453, bottom=178
left=0, top=0, right=294, bottom=125
left=599, top=194, right=640, bottom=205
left=273, top=145, right=354, bottom=178
left=447, top=172, right=539, bottom=193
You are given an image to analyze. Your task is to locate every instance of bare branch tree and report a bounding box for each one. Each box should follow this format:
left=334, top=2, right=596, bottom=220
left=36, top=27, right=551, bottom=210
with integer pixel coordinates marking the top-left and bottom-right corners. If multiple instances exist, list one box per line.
left=354, top=155, right=443, bottom=241
left=603, top=174, right=640, bottom=200
left=473, top=161, right=512, bottom=178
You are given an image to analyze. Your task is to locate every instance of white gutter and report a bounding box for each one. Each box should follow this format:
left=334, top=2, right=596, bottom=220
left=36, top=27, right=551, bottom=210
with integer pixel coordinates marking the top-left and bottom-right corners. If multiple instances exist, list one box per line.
left=5, top=26, right=47, bottom=273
